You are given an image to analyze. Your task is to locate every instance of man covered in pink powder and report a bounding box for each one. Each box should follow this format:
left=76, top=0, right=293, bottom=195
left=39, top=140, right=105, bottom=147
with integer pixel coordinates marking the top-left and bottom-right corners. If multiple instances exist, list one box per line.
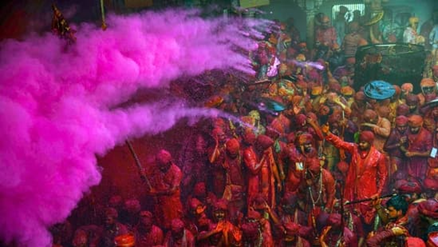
left=148, top=149, right=183, bottom=230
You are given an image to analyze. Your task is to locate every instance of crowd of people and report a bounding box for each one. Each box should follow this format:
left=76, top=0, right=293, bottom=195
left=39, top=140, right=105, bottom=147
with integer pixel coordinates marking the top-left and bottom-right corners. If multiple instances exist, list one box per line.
left=49, top=8, right=438, bottom=247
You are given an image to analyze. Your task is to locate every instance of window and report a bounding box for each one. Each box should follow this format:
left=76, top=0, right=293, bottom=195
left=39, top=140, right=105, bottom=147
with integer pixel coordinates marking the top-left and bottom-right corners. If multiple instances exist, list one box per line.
left=332, top=4, right=366, bottom=22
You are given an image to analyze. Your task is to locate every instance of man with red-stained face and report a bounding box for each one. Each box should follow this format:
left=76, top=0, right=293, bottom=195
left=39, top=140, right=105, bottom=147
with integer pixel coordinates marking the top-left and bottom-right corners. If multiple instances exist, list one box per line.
left=401, top=115, right=432, bottom=182
left=384, top=116, right=409, bottom=180
left=322, top=126, right=387, bottom=228
left=163, top=218, right=195, bottom=247
left=133, top=211, right=163, bottom=247
left=149, top=149, right=183, bottom=230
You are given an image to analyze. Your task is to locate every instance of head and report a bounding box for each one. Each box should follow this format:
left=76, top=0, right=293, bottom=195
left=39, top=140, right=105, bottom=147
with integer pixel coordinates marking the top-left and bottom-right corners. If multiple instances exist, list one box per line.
left=284, top=222, right=300, bottom=242
left=401, top=83, right=414, bottom=96
left=363, top=109, right=378, bottom=124
left=386, top=195, right=408, bottom=220
left=248, top=110, right=261, bottom=123
left=171, top=219, right=185, bottom=240
left=408, top=115, right=423, bottom=134
left=296, top=133, right=315, bottom=154
left=72, top=229, right=88, bottom=247
left=396, top=104, right=410, bottom=116
left=358, top=131, right=374, bottom=151
left=321, top=15, right=331, bottom=28
left=104, top=207, right=118, bottom=227
left=213, top=199, right=228, bottom=222
left=156, top=149, right=172, bottom=172
left=226, top=138, right=240, bottom=158
left=188, top=198, right=205, bottom=217
left=405, top=94, right=419, bottom=112
left=212, top=127, right=227, bottom=144
left=421, top=78, right=436, bottom=96
left=409, top=16, right=419, bottom=29
left=139, top=211, right=154, bottom=232
left=395, top=116, right=408, bottom=134
left=256, top=135, right=274, bottom=152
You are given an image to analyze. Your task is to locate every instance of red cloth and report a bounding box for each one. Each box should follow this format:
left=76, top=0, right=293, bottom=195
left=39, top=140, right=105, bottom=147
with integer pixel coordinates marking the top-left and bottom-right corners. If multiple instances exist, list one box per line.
left=359, top=131, right=375, bottom=144
left=395, top=115, right=408, bottom=125
left=408, top=115, right=423, bottom=127
left=326, top=133, right=387, bottom=224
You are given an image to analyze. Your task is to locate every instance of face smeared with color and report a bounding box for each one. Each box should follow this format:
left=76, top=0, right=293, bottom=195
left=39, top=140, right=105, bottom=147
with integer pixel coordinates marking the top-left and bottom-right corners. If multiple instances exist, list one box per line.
left=358, top=140, right=371, bottom=151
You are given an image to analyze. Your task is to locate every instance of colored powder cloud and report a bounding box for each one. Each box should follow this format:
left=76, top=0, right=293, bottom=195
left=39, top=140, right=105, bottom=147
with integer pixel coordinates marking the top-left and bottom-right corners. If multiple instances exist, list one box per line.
left=0, top=9, right=266, bottom=246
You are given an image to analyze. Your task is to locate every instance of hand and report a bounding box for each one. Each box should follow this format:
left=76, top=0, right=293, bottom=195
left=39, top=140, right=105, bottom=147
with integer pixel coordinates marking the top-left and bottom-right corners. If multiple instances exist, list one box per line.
left=321, top=124, right=330, bottom=134
left=277, top=182, right=283, bottom=192
left=371, top=195, right=382, bottom=208
left=391, top=226, right=407, bottom=236
left=400, top=136, right=407, bottom=143
left=405, top=151, right=415, bottom=157
left=361, top=122, right=376, bottom=128
left=215, top=222, right=224, bottom=233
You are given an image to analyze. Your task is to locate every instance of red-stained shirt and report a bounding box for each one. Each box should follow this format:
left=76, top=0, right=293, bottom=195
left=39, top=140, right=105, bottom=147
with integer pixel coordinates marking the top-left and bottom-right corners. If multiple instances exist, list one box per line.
left=326, top=133, right=387, bottom=223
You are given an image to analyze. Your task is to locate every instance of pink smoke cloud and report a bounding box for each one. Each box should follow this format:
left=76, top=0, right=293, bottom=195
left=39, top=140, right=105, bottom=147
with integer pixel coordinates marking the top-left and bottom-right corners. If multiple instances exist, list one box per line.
left=0, top=9, right=265, bottom=246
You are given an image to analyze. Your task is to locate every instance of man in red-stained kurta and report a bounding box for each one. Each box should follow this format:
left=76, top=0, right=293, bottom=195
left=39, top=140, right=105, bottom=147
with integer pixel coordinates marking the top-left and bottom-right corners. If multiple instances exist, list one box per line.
left=322, top=126, right=387, bottom=226
left=401, top=115, right=432, bottom=182
left=149, top=149, right=183, bottom=230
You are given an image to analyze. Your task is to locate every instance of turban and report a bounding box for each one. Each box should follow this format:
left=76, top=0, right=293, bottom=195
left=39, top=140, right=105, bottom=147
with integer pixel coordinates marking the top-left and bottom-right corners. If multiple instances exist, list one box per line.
left=193, top=182, right=206, bottom=196
left=284, top=222, right=300, bottom=235
left=109, top=195, right=123, bottom=208
left=105, top=207, right=118, bottom=218
left=406, top=94, right=419, bottom=105
left=247, top=210, right=262, bottom=220
left=171, top=219, right=185, bottom=231
left=424, top=178, right=438, bottom=191
left=396, top=104, right=409, bottom=116
left=214, top=199, right=228, bottom=211
left=243, top=129, right=256, bottom=145
left=124, top=199, right=141, bottom=213
left=140, top=211, right=153, bottom=218
left=226, top=138, right=240, bottom=154
left=268, top=119, right=284, bottom=135
left=311, top=86, right=323, bottom=96
left=327, top=213, right=342, bottom=227
left=395, top=179, right=422, bottom=194
left=306, top=112, right=318, bottom=122
left=296, top=53, right=306, bottom=62
left=296, top=80, right=307, bottom=89
left=257, top=135, right=274, bottom=149
left=281, top=193, right=298, bottom=206
left=328, top=81, right=341, bottom=92
left=395, top=116, right=408, bottom=126
left=401, top=83, right=413, bottom=92
left=189, top=198, right=203, bottom=210
left=354, top=91, right=365, bottom=101
left=341, top=86, right=355, bottom=96
left=328, top=111, right=342, bottom=124
left=295, top=114, right=307, bottom=126
left=296, top=133, right=313, bottom=145
left=286, top=133, right=296, bottom=144
left=359, top=131, right=374, bottom=144
left=156, top=149, right=172, bottom=165
left=408, top=115, right=423, bottom=127
left=421, top=78, right=435, bottom=87
left=393, top=85, right=401, bottom=96
left=418, top=199, right=438, bottom=219
left=363, top=109, right=378, bottom=122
